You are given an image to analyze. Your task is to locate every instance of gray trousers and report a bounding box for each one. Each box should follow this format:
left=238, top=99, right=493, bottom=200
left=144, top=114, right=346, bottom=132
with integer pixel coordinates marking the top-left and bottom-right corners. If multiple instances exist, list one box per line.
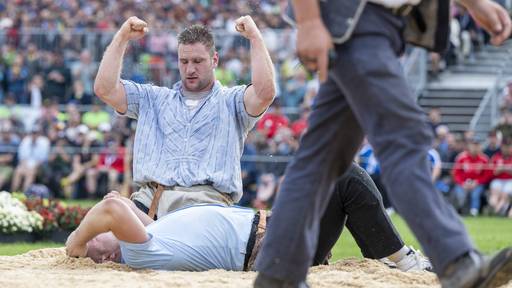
left=255, top=3, right=473, bottom=281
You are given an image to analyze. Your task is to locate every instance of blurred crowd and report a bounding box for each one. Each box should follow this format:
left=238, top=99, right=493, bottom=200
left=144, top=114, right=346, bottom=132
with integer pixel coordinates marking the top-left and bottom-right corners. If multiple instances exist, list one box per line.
left=0, top=0, right=512, bottom=219
left=429, top=0, right=511, bottom=79
left=358, top=89, right=512, bottom=219
left=0, top=0, right=300, bottom=105
left=0, top=101, right=134, bottom=200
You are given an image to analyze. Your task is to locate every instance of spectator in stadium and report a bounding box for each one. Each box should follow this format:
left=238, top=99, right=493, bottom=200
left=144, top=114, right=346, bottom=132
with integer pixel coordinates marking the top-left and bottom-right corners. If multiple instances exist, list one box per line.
left=5, top=55, right=29, bottom=104
left=434, top=125, right=451, bottom=162
left=81, top=101, right=111, bottom=129
left=94, top=136, right=126, bottom=195
left=488, top=138, right=512, bottom=216
left=28, top=74, right=44, bottom=108
left=428, top=147, right=442, bottom=184
left=93, top=16, right=275, bottom=218
left=69, top=80, right=93, bottom=105
left=282, top=68, right=307, bottom=108
left=43, top=137, right=72, bottom=197
left=495, top=108, right=512, bottom=139
left=10, top=126, right=50, bottom=193
left=0, top=127, right=19, bottom=190
left=428, top=107, right=444, bottom=136
left=452, top=139, right=489, bottom=216
left=71, top=50, right=97, bottom=97
left=256, top=99, right=289, bottom=139
left=35, top=100, right=60, bottom=133
left=483, top=130, right=501, bottom=158
left=61, top=125, right=100, bottom=199
left=447, top=133, right=467, bottom=163
left=42, top=52, right=72, bottom=103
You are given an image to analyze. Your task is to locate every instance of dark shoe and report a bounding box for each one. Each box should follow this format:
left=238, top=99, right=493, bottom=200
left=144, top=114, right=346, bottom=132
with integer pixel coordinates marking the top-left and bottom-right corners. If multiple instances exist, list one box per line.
left=440, top=248, right=512, bottom=288
left=253, top=273, right=309, bottom=288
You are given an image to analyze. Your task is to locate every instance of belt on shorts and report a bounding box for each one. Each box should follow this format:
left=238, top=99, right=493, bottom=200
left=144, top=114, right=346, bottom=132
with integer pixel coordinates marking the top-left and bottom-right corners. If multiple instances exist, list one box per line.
left=243, top=210, right=271, bottom=271
left=146, top=182, right=233, bottom=219
left=147, top=183, right=168, bottom=219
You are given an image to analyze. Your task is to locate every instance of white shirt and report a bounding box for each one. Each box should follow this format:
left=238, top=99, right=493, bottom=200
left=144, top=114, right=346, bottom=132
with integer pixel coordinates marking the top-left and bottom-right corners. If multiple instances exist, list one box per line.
left=369, top=0, right=420, bottom=9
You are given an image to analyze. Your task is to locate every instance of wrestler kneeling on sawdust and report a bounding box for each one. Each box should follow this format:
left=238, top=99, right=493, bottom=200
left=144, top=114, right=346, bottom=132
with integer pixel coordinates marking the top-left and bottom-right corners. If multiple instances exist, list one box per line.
left=65, top=164, right=431, bottom=272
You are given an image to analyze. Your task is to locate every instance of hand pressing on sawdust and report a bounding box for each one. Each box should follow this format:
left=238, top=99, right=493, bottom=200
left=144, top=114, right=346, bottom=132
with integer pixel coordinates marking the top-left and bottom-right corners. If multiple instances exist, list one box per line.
left=65, top=230, right=88, bottom=258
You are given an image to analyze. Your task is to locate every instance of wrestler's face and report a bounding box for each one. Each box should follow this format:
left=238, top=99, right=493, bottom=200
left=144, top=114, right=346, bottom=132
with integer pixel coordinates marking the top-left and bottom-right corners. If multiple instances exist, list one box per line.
left=86, top=232, right=121, bottom=263
left=178, top=42, right=218, bottom=92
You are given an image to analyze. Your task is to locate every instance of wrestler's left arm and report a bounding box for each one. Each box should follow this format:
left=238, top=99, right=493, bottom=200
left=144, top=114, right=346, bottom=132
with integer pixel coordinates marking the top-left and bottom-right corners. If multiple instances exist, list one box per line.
left=65, top=198, right=149, bottom=258
left=236, top=15, right=276, bottom=116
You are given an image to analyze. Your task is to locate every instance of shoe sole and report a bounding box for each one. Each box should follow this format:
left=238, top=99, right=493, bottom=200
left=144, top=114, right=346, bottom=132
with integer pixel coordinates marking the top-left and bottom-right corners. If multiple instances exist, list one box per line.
left=477, top=248, right=512, bottom=288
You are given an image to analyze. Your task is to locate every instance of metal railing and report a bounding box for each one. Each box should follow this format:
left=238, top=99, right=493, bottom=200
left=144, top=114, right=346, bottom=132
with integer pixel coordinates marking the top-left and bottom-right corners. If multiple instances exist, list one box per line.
left=469, top=45, right=512, bottom=138
left=468, top=78, right=501, bottom=134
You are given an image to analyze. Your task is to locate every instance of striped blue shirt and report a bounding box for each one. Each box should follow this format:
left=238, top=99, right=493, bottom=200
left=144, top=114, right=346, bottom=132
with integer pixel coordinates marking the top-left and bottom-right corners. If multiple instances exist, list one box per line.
left=119, top=79, right=260, bottom=202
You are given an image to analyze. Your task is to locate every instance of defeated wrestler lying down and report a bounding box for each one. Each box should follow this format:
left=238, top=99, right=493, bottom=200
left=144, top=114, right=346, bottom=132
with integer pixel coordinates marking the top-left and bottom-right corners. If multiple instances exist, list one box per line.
left=65, top=165, right=432, bottom=272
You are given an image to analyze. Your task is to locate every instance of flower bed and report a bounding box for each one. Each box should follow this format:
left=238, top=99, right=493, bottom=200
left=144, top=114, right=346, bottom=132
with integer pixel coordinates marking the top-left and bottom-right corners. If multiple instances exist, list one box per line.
left=0, top=192, right=43, bottom=241
left=0, top=192, right=90, bottom=243
left=24, top=197, right=90, bottom=243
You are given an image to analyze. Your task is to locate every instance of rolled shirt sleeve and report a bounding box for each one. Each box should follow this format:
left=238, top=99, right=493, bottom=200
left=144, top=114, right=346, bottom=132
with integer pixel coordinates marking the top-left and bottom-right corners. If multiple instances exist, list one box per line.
left=117, top=79, right=153, bottom=119
left=228, top=84, right=266, bottom=134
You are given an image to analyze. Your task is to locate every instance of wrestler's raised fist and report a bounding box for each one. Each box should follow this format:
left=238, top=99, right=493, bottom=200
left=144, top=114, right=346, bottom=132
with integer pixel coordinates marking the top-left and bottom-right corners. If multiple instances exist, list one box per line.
left=234, top=15, right=262, bottom=40
left=118, top=16, right=149, bottom=42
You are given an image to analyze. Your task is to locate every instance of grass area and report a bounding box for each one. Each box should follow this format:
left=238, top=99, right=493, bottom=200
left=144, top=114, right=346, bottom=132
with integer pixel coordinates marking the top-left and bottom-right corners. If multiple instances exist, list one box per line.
left=1, top=214, right=511, bottom=259
left=326, top=215, right=512, bottom=260
left=61, top=198, right=99, bottom=208
left=0, top=242, right=63, bottom=256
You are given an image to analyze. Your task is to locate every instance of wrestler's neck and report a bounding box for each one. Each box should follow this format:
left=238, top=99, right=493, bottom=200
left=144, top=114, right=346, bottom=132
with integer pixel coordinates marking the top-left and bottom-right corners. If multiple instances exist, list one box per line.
left=182, top=80, right=215, bottom=99
left=182, top=88, right=211, bottom=100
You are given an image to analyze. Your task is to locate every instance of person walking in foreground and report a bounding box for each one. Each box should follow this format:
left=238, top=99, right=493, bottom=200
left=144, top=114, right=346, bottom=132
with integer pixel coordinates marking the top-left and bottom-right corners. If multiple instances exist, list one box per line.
left=254, top=0, right=512, bottom=287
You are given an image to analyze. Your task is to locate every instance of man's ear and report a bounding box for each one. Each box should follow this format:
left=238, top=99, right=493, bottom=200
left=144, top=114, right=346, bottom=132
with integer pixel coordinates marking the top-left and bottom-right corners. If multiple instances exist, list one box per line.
left=212, top=51, right=219, bottom=69
left=107, top=252, right=117, bottom=262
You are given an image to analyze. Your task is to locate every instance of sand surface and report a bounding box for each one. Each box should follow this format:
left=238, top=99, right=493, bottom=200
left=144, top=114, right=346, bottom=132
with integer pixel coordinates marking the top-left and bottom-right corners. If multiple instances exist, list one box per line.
left=0, top=248, right=511, bottom=288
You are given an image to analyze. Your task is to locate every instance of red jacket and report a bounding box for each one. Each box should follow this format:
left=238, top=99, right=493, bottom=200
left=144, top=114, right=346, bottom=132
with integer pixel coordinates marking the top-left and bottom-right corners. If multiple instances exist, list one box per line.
left=257, top=113, right=289, bottom=139
left=490, top=152, right=512, bottom=180
left=291, top=118, right=308, bottom=138
left=98, top=147, right=125, bottom=174
left=452, top=151, right=489, bottom=185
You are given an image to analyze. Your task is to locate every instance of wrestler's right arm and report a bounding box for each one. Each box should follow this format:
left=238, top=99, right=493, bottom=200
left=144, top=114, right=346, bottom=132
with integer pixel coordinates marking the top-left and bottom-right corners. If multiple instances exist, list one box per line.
left=93, top=16, right=148, bottom=114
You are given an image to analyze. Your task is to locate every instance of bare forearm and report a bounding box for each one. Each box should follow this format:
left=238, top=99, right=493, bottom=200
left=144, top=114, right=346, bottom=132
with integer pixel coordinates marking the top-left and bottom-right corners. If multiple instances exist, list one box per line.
left=94, top=34, right=128, bottom=104
left=250, top=36, right=276, bottom=103
left=119, top=197, right=154, bottom=226
left=71, top=201, right=117, bottom=248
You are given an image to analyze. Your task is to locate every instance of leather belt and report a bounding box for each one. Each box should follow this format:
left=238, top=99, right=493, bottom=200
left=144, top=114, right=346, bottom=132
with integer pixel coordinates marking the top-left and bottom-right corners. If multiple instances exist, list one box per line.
left=148, top=183, right=167, bottom=219
left=243, top=210, right=270, bottom=271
